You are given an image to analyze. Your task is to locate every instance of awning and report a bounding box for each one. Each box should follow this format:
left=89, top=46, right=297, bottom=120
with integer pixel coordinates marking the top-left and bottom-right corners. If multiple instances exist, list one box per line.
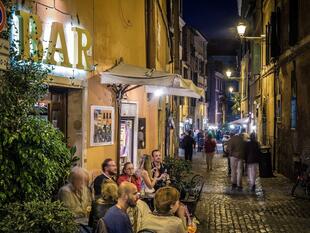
left=228, top=117, right=249, bottom=125
left=100, top=62, right=205, bottom=98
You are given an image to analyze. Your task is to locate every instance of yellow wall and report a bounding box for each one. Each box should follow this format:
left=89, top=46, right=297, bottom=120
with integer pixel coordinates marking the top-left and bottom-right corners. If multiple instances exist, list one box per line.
left=20, top=0, right=173, bottom=172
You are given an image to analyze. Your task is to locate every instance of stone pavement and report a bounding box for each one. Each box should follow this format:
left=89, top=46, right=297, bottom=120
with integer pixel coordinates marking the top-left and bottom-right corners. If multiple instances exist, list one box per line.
left=190, top=148, right=310, bottom=233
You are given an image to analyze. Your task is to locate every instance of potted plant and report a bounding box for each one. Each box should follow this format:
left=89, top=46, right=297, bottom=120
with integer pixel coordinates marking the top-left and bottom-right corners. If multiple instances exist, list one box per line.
left=164, top=157, right=193, bottom=199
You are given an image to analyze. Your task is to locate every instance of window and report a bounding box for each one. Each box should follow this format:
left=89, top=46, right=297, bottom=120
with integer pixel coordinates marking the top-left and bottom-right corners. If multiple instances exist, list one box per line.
left=290, top=61, right=297, bottom=129
left=289, top=0, right=299, bottom=46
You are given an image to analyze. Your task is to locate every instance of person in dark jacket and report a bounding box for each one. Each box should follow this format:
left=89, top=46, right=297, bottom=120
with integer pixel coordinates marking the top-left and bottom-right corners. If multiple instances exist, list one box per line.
left=182, top=130, right=196, bottom=161
left=245, top=133, right=261, bottom=192
left=88, top=180, right=118, bottom=232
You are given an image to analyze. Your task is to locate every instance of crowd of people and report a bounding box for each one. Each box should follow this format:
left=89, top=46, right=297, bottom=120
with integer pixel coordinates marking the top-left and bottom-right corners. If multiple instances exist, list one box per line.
left=180, top=127, right=260, bottom=192
left=58, top=149, right=193, bottom=233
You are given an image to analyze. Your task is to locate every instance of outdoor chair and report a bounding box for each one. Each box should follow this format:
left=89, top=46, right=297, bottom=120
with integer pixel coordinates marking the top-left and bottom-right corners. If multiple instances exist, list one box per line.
left=94, top=218, right=108, bottom=233
left=180, top=174, right=204, bottom=218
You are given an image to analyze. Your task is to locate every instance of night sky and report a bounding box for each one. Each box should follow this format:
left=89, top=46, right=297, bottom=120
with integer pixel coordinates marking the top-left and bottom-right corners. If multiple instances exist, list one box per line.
left=183, top=0, right=239, bottom=39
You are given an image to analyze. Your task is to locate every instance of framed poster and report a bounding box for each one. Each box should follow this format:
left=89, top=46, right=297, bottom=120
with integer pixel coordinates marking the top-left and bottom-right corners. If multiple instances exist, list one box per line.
left=90, top=106, right=114, bottom=146
left=138, top=118, right=146, bottom=149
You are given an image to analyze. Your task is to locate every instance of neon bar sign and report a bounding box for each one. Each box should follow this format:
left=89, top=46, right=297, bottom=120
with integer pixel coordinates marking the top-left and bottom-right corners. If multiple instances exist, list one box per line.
left=14, top=10, right=92, bottom=72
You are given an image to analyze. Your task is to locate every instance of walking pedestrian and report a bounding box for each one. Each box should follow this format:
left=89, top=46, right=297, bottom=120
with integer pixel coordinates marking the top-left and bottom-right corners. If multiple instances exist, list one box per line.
left=227, top=132, right=246, bottom=191
left=245, top=133, right=260, bottom=192
left=182, top=130, right=196, bottom=161
left=204, top=133, right=217, bottom=171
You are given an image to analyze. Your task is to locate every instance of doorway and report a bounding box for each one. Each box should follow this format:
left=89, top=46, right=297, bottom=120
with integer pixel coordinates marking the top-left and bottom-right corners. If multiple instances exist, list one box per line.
left=120, top=117, right=135, bottom=168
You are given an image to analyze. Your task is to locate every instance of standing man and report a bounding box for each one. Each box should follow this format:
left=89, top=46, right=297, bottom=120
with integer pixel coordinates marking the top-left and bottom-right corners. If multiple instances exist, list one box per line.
left=151, top=149, right=169, bottom=190
left=182, top=130, right=196, bottom=161
left=104, top=182, right=139, bottom=233
left=227, top=132, right=246, bottom=191
left=245, top=133, right=260, bottom=192
left=93, top=158, right=117, bottom=197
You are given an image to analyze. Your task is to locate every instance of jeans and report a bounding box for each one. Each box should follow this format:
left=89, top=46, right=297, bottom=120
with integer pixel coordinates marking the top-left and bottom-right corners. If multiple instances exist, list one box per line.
left=230, top=157, right=243, bottom=187
left=247, top=163, right=259, bottom=187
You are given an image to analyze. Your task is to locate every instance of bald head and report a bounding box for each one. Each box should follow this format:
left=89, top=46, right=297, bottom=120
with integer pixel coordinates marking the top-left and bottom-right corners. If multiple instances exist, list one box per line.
left=117, top=181, right=139, bottom=208
left=118, top=181, right=137, bottom=198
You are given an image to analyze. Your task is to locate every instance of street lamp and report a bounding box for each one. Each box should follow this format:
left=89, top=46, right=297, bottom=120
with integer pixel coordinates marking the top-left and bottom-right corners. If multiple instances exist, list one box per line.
left=226, top=70, right=232, bottom=78
left=237, top=22, right=246, bottom=37
left=236, top=21, right=265, bottom=40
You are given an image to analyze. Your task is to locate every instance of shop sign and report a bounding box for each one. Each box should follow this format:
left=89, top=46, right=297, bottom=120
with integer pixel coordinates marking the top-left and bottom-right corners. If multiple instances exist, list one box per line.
left=13, top=10, right=92, bottom=73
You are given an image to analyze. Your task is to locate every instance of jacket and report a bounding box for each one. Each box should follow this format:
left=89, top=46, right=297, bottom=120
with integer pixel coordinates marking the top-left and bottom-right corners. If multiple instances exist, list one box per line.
left=226, top=135, right=246, bottom=160
left=245, top=140, right=261, bottom=164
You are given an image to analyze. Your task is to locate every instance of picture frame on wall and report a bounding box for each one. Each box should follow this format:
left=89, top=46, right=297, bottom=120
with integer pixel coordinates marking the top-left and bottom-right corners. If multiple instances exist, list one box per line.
left=90, top=105, right=114, bottom=146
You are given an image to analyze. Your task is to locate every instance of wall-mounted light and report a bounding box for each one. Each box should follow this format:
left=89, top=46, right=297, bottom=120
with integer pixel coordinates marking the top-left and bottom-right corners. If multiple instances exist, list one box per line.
left=154, top=89, right=164, bottom=97
left=237, top=22, right=246, bottom=37
left=226, top=70, right=232, bottom=78
left=237, top=21, right=265, bottom=40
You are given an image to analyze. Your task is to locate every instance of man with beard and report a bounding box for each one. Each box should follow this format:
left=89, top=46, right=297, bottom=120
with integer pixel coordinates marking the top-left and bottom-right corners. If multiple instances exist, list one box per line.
left=151, top=149, right=169, bottom=190
left=93, top=158, right=117, bottom=198
left=104, top=182, right=139, bottom=233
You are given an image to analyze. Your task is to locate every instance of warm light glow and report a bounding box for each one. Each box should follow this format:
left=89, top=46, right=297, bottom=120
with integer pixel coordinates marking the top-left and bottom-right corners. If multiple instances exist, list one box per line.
left=229, top=87, right=234, bottom=93
left=226, top=70, right=232, bottom=78
left=154, top=89, right=164, bottom=97
left=237, top=22, right=246, bottom=37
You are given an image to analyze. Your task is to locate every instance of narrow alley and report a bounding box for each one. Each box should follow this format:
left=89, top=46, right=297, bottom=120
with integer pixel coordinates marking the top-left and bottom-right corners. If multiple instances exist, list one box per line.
left=191, top=146, right=310, bottom=233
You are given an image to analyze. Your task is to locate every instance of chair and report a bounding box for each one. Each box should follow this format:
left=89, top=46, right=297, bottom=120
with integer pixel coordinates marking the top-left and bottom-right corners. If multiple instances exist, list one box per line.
left=180, top=174, right=204, bottom=218
left=137, top=229, right=157, bottom=233
left=94, top=218, right=108, bottom=233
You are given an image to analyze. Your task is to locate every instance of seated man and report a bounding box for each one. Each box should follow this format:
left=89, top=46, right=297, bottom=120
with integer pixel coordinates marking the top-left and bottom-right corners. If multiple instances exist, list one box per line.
left=104, top=182, right=140, bottom=233
left=93, top=158, right=117, bottom=198
left=151, top=149, right=169, bottom=190
left=58, top=167, right=92, bottom=220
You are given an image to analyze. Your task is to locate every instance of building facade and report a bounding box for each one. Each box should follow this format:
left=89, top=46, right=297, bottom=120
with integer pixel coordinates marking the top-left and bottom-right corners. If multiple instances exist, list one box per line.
left=240, top=0, right=310, bottom=178
left=13, top=0, right=182, bottom=174
left=179, top=23, right=208, bottom=133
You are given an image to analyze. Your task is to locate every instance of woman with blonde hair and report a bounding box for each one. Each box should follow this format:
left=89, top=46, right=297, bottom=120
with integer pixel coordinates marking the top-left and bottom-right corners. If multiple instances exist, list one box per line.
left=88, top=180, right=118, bottom=231
left=137, top=155, right=164, bottom=193
left=139, top=186, right=187, bottom=233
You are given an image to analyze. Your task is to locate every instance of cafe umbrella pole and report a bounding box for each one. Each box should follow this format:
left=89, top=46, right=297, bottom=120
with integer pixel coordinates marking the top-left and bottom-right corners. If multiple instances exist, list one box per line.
left=110, top=84, right=141, bottom=175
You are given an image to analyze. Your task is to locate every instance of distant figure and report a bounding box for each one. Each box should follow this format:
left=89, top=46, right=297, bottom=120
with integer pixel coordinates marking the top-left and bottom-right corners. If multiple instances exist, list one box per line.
left=227, top=132, right=246, bottom=191
left=197, top=130, right=204, bottom=152
left=104, top=182, right=139, bottom=233
left=93, top=158, right=117, bottom=198
left=245, top=133, right=260, bottom=192
left=182, top=130, right=196, bottom=161
left=204, top=134, right=217, bottom=171
left=58, top=167, right=92, bottom=219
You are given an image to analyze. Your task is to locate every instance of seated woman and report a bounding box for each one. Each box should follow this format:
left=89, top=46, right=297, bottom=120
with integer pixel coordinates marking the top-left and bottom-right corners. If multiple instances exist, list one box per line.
left=58, top=167, right=92, bottom=222
left=88, top=180, right=118, bottom=231
left=117, top=162, right=142, bottom=191
left=138, top=155, right=164, bottom=193
left=139, top=186, right=187, bottom=233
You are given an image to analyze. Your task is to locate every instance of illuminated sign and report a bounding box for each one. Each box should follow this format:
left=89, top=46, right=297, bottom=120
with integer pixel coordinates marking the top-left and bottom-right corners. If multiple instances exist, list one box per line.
left=13, top=10, right=92, bottom=76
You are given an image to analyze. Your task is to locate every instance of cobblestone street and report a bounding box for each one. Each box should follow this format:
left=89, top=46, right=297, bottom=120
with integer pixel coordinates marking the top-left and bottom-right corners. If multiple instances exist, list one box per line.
left=190, top=147, right=310, bottom=233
